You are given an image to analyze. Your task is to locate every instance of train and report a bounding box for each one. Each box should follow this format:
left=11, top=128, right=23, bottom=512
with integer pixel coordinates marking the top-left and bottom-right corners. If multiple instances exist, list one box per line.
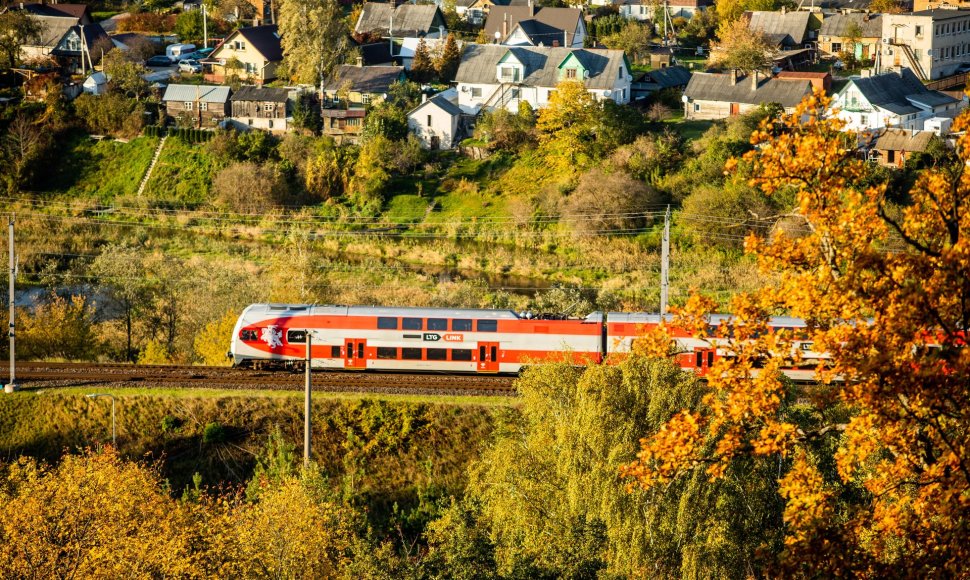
left=229, top=304, right=827, bottom=380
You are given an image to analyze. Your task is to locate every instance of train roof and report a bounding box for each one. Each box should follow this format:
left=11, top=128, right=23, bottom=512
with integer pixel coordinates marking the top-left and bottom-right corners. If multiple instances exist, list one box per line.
left=241, top=304, right=603, bottom=322
left=607, top=312, right=808, bottom=327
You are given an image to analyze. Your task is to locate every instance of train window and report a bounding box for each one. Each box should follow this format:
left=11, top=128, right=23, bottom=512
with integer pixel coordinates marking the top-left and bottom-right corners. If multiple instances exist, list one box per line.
left=428, top=318, right=448, bottom=331
left=330, top=346, right=342, bottom=358
left=402, top=348, right=422, bottom=360
left=477, top=320, right=498, bottom=332
left=377, top=347, right=398, bottom=359
left=287, top=330, right=307, bottom=343
left=358, top=343, right=364, bottom=359
left=240, top=329, right=258, bottom=341
left=452, top=319, right=472, bottom=331
left=377, top=317, right=398, bottom=330
left=402, top=318, right=423, bottom=330
left=427, top=348, right=447, bottom=360
left=451, top=349, right=473, bottom=361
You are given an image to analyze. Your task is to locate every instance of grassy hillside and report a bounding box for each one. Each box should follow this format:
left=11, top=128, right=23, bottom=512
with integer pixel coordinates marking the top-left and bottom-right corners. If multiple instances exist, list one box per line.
left=33, top=133, right=159, bottom=199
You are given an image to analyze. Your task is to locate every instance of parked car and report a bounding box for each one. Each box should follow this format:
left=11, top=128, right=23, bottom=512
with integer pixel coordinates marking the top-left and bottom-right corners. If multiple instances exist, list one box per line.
left=179, top=59, right=202, bottom=73
left=146, top=55, right=174, bottom=67
left=185, top=47, right=215, bottom=61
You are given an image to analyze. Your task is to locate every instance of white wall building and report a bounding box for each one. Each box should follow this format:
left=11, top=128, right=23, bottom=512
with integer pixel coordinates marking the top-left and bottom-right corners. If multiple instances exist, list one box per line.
left=880, top=9, right=970, bottom=80
left=830, top=68, right=963, bottom=131
left=408, top=88, right=463, bottom=149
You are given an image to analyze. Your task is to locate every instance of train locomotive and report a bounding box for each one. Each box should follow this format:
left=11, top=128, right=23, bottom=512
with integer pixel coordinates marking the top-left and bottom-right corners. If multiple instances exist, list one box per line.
left=229, top=304, right=827, bottom=379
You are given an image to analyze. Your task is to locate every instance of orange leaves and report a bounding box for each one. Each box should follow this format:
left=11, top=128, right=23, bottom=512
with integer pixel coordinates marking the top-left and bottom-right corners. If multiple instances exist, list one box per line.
left=621, top=410, right=704, bottom=489
left=778, top=450, right=834, bottom=547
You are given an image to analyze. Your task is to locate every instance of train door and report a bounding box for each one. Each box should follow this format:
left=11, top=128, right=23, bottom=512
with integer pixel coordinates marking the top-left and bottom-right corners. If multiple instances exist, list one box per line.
left=477, top=342, right=500, bottom=373
left=344, top=339, right=367, bottom=370
left=693, top=347, right=716, bottom=376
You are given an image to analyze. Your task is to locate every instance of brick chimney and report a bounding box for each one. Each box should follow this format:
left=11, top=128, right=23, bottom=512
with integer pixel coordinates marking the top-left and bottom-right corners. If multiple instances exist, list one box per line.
left=730, top=69, right=738, bottom=85
left=751, top=70, right=760, bottom=90
left=356, top=55, right=363, bottom=67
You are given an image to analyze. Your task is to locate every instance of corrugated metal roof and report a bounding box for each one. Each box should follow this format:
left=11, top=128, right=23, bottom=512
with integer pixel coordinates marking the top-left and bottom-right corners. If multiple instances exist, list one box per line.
left=819, top=13, right=882, bottom=38
left=412, top=88, right=462, bottom=116
left=455, top=44, right=626, bottom=91
left=355, top=3, right=445, bottom=36
left=874, top=128, right=935, bottom=152
left=162, top=84, right=232, bottom=103
left=685, top=71, right=812, bottom=107
left=645, top=65, right=692, bottom=88
left=845, top=69, right=957, bottom=116
left=484, top=6, right=583, bottom=44
left=322, top=64, right=405, bottom=93
left=747, top=11, right=811, bottom=46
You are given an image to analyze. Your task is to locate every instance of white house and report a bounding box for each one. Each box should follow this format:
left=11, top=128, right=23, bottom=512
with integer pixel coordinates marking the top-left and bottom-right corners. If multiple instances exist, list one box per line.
left=484, top=6, right=587, bottom=49
left=408, top=88, right=463, bottom=149
left=830, top=68, right=963, bottom=132
left=454, top=45, right=632, bottom=114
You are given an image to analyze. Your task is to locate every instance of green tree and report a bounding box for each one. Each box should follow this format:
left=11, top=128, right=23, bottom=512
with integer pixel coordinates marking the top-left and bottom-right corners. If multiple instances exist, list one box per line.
left=536, top=81, right=601, bottom=171
left=602, top=21, right=650, bottom=63
left=0, top=10, right=42, bottom=69
left=709, top=17, right=775, bottom=72
left=410, top=38, right=435, bottom=83
left=90, top=245, right=151, bottom=362
left=435, top=33, right=461, bottom=82
left=278, top=0, right=349, bottom=84
left=102, top=49, right=150, bottom=100
left=174, top=10, right=204, bottom=43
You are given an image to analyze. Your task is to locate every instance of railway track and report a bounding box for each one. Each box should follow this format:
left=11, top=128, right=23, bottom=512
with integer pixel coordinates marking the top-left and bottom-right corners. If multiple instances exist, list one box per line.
left=13, top=362, right=518, bottom=397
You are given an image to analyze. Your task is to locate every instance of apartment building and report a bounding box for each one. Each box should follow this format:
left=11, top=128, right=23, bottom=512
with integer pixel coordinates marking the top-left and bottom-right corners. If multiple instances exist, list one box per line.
left=880, top=9, right=970, bottom=80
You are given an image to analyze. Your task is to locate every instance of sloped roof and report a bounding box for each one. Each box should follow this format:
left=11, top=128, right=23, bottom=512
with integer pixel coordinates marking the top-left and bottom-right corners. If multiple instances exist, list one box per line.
left=797, top=0, right=871, bottom=11
left=819, top=13, right=882, bottom=38
left=355, top=3, right=445, bottom=36
left=848, top=68, right=958, bottom=115
left=455, top=44, right=625, bottom=91
left=235, top=24, right=282, bottom=61
left=162, top=84, right=232, bottom=103
left=358, top=42, right=396, bottom=65
left=231, top=85, right=289, bottom=102
left=412, top=88, right=463, bottom=116
left=51, top=22, right=109, bottom=55
left=685, top=71, right=812, bottom=107
left=484, top=6, right=583, bottom=43
left=510, top=19, right=566, bottom=46
left=874, top=128, right=935, bottom=152
left=18, top=2, right=89, bottom=20
left=746, top=11, right=812, bottom=46
left=645, top=65, right=692, bottom=88
left=322, top=64, right=405, bottom=93
left=26, top=15, right=78, bottom=49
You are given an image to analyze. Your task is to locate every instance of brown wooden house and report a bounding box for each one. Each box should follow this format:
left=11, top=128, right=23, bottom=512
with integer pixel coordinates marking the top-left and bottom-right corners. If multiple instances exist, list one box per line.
left=229, top=85, right=291, bottom=132
left=162, top=84, right=232, bottom=128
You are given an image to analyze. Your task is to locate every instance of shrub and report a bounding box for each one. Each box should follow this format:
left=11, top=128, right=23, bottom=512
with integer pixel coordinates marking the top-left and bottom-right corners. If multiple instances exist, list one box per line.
left=161, top=415, right=182, bottom=433
left=563, top=168, right=661, bottom=236
left=73, top=93, right=145, bottom=138
left=202, top=422, right=226, bottom=444
left=211, top=161, right=287, bottom=212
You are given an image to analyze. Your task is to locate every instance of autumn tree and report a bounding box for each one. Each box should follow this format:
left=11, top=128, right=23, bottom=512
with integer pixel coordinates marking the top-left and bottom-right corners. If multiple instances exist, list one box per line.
left=18, top=294, right=98, bottom=361
left=708, top=16, right=776, bottom=73
left=623, top=92, right=970, bottom=576
left=602, top=21, right=651, bottom=63
left=536, top=81, right=601, bottom=171
left=435, top=33, right=461, bottom=82
left=278, top=0, right=349, bottom=84
left=410, top=38, right=435, bottom=83
left=0, top=10, right=41, bottom=69
left=868, top=0, right=905, bottom=13
left=90, top=245, right=152, bottom=362
left=1, top=114, right=50, bottom=193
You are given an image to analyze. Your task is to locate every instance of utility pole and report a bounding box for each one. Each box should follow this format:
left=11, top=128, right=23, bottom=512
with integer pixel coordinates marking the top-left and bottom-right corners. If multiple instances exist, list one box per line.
left=5, top=217, right=16, bottom=394
left=660, top=206, right=670, bottom=317
left=202, top=2, right=208, bottom=49
left=303, top=332, right=312, bottom=469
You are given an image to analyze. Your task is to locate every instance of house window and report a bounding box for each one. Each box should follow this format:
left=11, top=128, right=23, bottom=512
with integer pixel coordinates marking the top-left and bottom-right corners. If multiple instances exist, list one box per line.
left=565, top=68, right=577, bottom=79
left=916, top=25, right=923, bottom=36
left=887, top=150, right=896, bottom=163
left=471, top=87, right=482, bottom=98
left=547, top=89, right=555, bottom=99
left=693, top=103, right=700, bottom=112
left=346, top=118, right=360, bottom=126
left=427, top=114, right=432, bottom=126
left=362, top=93, right=371, bottom=104
left=184, top=101, right=193, bottom=110
left=832, top=42, right=842, bottom=53
left=263, top=103, right=273, bottom=112
left=500, top=66, right=517, bottom=81
left=268, top=119, right=273, bottom=129
left=510, top=88, right=520, bottom=99
left=201, top=102, right=208, bottom=111
left=914, top=49, right=923, bottom=61
left=860, top=115, right=868, bottom=125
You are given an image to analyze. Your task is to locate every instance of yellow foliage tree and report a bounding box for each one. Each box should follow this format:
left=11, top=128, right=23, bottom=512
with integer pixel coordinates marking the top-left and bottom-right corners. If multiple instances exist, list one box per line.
left=623, top=91, right=970, bottom=575
left=18, top=294, right=98, bottom=361
left=535, top=80, right=601, bottom=172
left=194, top=309, right=240, bottom=366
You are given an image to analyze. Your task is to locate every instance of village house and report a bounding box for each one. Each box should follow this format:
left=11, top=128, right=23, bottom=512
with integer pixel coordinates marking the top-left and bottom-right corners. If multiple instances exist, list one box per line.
left=829, top=68, right=963, bottom=131
left=484, top=6, right=587, bottom=48
left=631, top=65, right=692, bottom=101
left=455, top=0, right=502, bottom=26
left=229, top=85, right=291, bottom=133
left=879, top=9, right=970, bottom=80
left=204, top=25, right=282, bottom=85
left=746, top=10, right=817, bottom=50
left=407, top=88, right=464, bottom=149
left=15, top=2, right=111, bottom=73
left=354, top=3, right=447, bottom=38
left=162, top=84, right=232, bottom=128
left=817, top=12, right=882, bottom=60
left=453, top=45, right=632, bottom=114
left=320, top=63, right=406, bottom=144
left=682, top=70, right=813, bottom=120
left=774, top=70, right=832, bottom=93
left=869, top=128, right=938, bottom=167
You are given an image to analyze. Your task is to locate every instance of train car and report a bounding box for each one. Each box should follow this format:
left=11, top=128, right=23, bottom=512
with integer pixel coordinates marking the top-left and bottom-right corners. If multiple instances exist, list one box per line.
left=605, top=312, right=828, bottom=378
left=230, top=304, right=604, bottom=373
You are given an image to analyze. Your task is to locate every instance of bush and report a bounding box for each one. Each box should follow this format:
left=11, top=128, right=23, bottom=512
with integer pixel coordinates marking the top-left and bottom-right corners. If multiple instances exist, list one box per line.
left=73, top=93, right=145, bottom=138
left=563, top=168, right=661, bottom=236
left=161, top=415, right=182, bottom=433
left=202, top=422, right=226, bottom=444
left=211, top=161, right=287, bottom=212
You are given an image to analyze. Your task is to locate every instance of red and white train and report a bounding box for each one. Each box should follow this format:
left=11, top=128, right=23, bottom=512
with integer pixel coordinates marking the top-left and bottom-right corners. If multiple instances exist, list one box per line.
left=229, top=304, right=827, bottom=379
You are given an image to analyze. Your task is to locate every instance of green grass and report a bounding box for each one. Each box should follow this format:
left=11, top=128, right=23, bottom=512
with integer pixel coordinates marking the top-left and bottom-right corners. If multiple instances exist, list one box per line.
left=384, top=193, right=433, bottom=224
left=142, top=137, right=214, bottom=205
left=34, top=133, right=159, bottom=200
left=663, top=116, right=715, bottom=142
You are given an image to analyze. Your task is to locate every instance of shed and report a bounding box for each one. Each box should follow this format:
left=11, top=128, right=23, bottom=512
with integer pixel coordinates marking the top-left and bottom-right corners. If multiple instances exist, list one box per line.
left=82, top=71, right=108, bottom=95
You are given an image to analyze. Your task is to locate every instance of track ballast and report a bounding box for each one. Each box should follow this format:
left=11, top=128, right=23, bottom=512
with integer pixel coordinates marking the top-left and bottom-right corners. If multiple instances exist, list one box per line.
left=13, top=362, right=517, bottom=397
